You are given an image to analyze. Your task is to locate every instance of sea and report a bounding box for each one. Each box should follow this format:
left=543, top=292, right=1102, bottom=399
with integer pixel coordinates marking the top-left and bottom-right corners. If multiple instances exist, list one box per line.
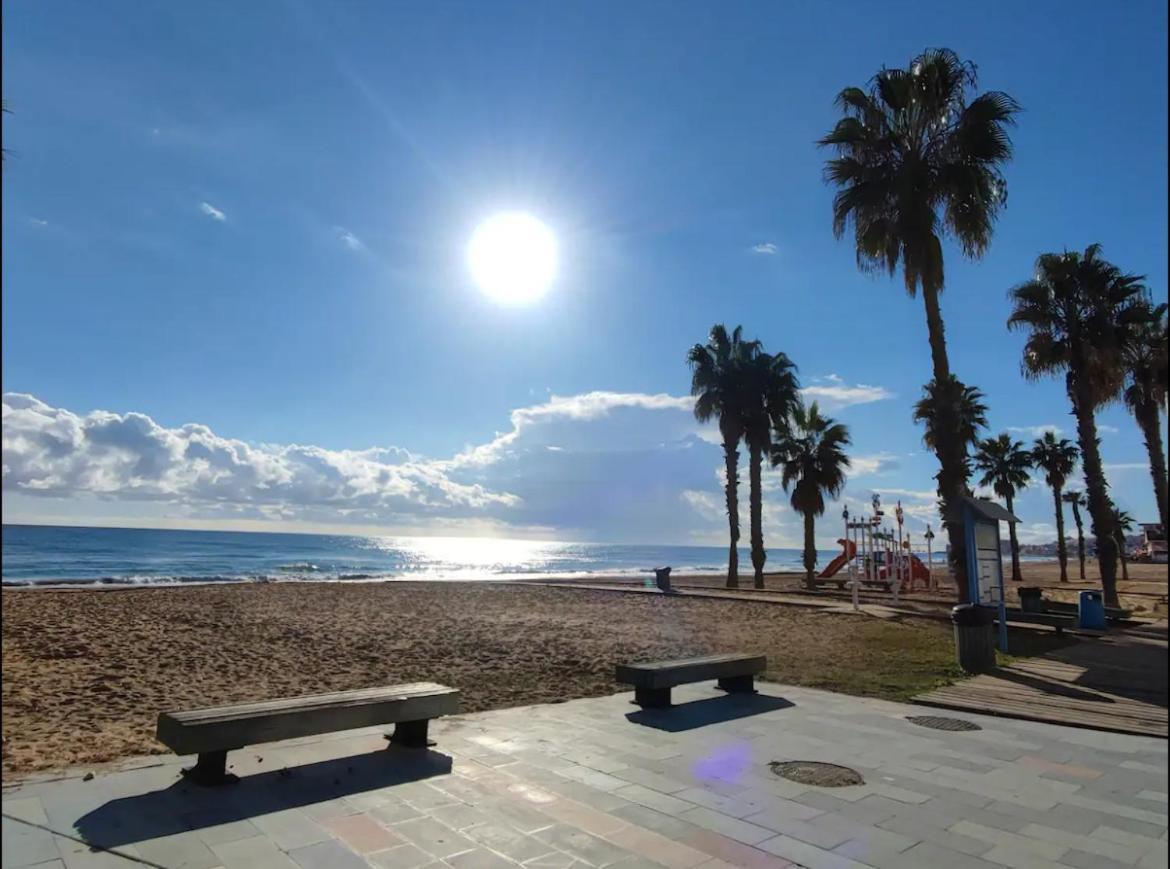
left=0, top=524, right=878, bottom=587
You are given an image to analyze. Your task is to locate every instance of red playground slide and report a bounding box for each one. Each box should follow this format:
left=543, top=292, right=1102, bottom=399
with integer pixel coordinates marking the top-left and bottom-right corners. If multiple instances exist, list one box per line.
left=819, top=539, right=857, bottom=578
left=879, top=554, right=932, bottom=586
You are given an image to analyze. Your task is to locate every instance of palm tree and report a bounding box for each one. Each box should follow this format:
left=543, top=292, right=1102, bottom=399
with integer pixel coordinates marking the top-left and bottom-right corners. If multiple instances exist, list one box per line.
left=1031, top=433, right=1079, bottom=582
left=973, top=434, right=1032, bottom=581
left=741, top=350, right=801, bottom=589
left=1113, top=507, right=1135, bottom=583
left=1122, top=303, right=1169, bottom=533
left=1008, top=245, right=1150, bottom=607
left=820, top=47, right=1020, bottom=602
left=1063, top=490, right=1088, bottom=581
left=771, top=402, right=852, bottom=589
left=913, top=376, right=988, bottom=488
left=689, top=325, right=759, bottom=588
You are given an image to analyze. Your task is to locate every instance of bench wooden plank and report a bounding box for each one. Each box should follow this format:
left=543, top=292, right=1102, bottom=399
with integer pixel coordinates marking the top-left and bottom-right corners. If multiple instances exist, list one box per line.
left=156, top=682, right=459, bottom=785
left=615, top=654, right=766, bottom=689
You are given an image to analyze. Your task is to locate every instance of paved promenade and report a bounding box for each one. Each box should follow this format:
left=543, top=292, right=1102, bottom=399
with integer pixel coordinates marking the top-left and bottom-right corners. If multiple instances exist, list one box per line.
left=3, top=683, right=1166, bottom=868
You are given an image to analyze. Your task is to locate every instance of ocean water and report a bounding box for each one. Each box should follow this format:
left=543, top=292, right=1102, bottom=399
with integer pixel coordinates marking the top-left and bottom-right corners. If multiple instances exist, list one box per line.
left=1, top=524, right=857, bottom=587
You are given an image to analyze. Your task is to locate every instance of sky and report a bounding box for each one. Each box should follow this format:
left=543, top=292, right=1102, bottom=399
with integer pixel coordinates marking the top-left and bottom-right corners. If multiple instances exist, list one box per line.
left=2, top=0, right=1167, bottom=548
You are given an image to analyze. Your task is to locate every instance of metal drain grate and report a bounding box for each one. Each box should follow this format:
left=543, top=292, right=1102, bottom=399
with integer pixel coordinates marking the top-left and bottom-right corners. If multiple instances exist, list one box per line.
left=769, top=761, right=864, bottom=787
left=906, top=715, right=982, bottom=732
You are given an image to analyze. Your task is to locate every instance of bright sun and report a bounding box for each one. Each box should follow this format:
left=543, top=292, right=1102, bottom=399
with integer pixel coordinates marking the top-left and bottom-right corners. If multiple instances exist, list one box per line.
left=468, top=212, right=557, bottom=304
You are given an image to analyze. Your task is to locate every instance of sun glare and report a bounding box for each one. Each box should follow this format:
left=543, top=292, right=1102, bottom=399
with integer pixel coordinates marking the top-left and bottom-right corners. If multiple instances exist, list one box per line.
left=468, top=212, right=557, bottom=304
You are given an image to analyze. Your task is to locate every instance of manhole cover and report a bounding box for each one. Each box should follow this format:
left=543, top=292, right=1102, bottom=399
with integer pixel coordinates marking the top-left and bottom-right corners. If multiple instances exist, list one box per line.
left=906, top=715, right=982, bottom=732
left=769, top=761, right=864, bottom=787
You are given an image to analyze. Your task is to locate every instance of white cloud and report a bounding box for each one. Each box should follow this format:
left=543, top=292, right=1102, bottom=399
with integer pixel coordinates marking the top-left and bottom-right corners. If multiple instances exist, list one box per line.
left=1007, top=424, right=1062, bottom=438
left=751, top=242, right=777, bottom=255
left=845, top=453, right=900, bottom=477
left=1104, top=462, right=1147, bottom=471
left=681, top=489, right=723, bottom=522
left=27, top=217, right=49, bottom=227
left=801, top=382, right=893, bottom=411
left=337, top=228, right=365, bottom=252
left=1098, top=424, right=1120, bottom=435
left=199, top=201, right=226, bottom=222
left=2, top=390, right=719, bottom=542
left=2, top=393, right=515, bottom=522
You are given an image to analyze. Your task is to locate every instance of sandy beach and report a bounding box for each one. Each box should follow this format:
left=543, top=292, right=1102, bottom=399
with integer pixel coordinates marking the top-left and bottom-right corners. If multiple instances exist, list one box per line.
left=2, top=580, right=959, bottom=776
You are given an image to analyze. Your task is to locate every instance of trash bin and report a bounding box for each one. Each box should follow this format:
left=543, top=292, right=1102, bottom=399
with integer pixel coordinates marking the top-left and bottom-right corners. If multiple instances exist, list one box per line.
left=952, top=604, right=997, bottom=673
left=1077, top=590, right=1106, bottom=630
left=1019, top=586, right=1043, bottom=614
left=654, top=566, right=673, bottom=593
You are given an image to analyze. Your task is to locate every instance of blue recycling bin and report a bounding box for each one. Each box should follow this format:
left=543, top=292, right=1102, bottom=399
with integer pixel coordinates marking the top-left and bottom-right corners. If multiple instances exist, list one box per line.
left=1077, top=590, right=1106, bottom=630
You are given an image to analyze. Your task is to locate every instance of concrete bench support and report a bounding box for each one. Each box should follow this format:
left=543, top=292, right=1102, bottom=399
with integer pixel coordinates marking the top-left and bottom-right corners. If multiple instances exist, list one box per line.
left=617, top=654, right=766, bottom=708
left=157, top=682, right=459, bottom=786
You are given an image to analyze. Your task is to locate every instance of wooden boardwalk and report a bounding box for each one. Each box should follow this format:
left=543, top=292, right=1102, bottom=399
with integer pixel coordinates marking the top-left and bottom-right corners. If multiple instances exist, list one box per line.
left=915, top=626, right=1168, bottom=737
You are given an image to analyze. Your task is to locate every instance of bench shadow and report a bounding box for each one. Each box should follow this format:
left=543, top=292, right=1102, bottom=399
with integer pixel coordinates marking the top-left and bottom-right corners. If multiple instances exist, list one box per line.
left=74, top=745, right=452, bottom=851
left=625, top=693, right=794, bottom=732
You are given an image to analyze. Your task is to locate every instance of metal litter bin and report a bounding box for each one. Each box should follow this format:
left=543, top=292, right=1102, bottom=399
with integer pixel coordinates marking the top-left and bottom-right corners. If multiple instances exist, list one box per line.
left=1019, top=586, right=1043, bottom=613
left=1077, top=590, right=1106, bottom=630
left=952, top=604, right=997, bottom=673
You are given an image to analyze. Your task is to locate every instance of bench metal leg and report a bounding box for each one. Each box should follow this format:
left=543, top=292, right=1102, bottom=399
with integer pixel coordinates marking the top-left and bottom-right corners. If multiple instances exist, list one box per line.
left=388, top=719, right=433, bottom=748
left=181, top=750, right=238, bottom=786
left=634, top=687, right=671, bottom=708
left=716, top=675, right=756, bottom=694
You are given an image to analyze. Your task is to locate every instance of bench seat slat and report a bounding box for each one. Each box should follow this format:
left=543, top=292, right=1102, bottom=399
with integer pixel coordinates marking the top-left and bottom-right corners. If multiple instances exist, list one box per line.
left=157, top=683, right=459, bottom=755
left=615, top=654, right=765, bottom=690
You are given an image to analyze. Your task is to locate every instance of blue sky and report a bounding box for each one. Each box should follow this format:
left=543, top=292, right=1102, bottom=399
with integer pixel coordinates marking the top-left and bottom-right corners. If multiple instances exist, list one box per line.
left=3, top=0, right=1167, bottom=546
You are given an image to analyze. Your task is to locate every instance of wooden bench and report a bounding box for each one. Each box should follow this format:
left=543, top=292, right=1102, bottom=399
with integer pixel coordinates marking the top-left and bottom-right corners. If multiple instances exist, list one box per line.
left=157, top=682, right=460, bottom=785
left=615, top=653, right=766, bottom=708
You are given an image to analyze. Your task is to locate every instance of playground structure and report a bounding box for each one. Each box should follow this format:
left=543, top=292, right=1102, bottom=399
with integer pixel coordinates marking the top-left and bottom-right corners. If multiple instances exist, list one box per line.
left=817, top=497, right=937, bottom=609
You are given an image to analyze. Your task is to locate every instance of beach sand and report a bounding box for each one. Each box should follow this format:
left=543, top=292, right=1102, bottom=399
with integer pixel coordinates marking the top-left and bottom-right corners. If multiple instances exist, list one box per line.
left=2, top=581, right=957, bottom=776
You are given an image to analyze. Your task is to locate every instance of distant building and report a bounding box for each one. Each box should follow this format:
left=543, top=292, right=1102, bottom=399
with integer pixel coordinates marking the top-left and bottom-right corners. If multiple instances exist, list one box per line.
left=1136, top=524, right=1167, bottom=564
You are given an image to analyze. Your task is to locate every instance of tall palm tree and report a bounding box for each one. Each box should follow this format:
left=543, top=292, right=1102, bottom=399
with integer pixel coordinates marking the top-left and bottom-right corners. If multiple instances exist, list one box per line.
left=973, top=434, right=1032, bottom=581
left=1063, top=490, right=1088, bottom=581
left=1113, top=507, right=1135, bottom=583
left=1031, top=432, right=1079, bottom=582
left=1008, top=245, right=1150, bottom=607
left=820, top=47, right=1020, bottom=602
left=771, top=402, right=852, bottom=589
left=1122, top=303, right=1169, bottom=533
left=689, top=325, right=759, bottom=588
left=741, top=350, right=801, bottom=589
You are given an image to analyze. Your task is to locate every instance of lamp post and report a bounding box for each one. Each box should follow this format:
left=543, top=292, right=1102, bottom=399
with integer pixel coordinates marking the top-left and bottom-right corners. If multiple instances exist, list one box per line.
left=844, top=506, right=858, bottom=611
left=925, top=525, right=936, bottom=592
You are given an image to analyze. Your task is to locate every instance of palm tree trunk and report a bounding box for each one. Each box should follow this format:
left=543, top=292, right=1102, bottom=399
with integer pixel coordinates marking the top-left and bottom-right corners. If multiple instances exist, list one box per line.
left=1116, top=533, right=1130, bottom=582
left=723, top=437, right=740, bottom=589
left=921, top=284, right=970, bottom=602
left=803, top=510, right=817, bottom=590
left=1005, top=491, right=1022, bottom=582
left=1072, top=504, right=1086, bottom=581
left=1069, top=372, right=1120, bottom=608
left=1136, top=400, right=1169, bottom=534
left=749, top=443, right=766, bottom=589
left=1053, top=485, right=1069, bottom=582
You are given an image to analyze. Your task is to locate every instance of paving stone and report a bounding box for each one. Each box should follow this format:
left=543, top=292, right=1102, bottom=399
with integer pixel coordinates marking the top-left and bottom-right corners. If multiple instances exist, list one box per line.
left=677, top=807, right=773, bottom=846
left=1059, top=848, right=1142, bottom=869
left=531, top=823, right=632, bottom=867
left=4, top=797, right=50, bottom=825
left=321, top=812, right=405, bottom=853
left=610, top=803, right=698, bottom=838
left=134, top=831, right=222, bottom=868
left=677, top=830, right=792, bottom=869
left=978, top=843, right=1067, bottom=869
left=605, top=824, right=710, bottom=868
left=392, top=816, right=477, bottom=859
left=2, top=816, right=60, bottom=868
left=428, top=802, right=495, bottom=832
left=876, top=813, right=993, bottom=857
left=613, top=785, right=695, bottom=817
left=465, top=822, right=554, bottom=862
left=211, top=835, right=300, bottom=869
left=1092, top=824, right=1168, bottom=854
left=949, top=821, right=1067, bottom=861
left=371, top=802, right=427, bottom=826
left=522, top=852, right=577, bottom=868
left=288, top=839, right=372, bottom=869
left=251, top=810, right=333, bottom=850
left=367, top=843, right=437, bottom=868
left=756, top=834, right=870, bottom=868
left=447, top=848, right=521, bottom=868
left=609, top=767, right=691, bottom=795
left=189, top=817, right=263, bottom=846
left=1018, top=821, right=1142, bottom=864
left=884, top=841, right=1000, bottom=869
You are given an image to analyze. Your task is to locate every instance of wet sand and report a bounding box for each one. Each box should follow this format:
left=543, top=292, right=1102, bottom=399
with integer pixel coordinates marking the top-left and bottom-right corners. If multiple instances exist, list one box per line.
left=2, top=581, right=956, bottom=776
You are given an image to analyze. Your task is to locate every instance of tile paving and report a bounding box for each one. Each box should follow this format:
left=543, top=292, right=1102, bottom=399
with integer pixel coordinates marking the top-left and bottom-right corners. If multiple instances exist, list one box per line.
left=2, top=683, right=1166, bottom=868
